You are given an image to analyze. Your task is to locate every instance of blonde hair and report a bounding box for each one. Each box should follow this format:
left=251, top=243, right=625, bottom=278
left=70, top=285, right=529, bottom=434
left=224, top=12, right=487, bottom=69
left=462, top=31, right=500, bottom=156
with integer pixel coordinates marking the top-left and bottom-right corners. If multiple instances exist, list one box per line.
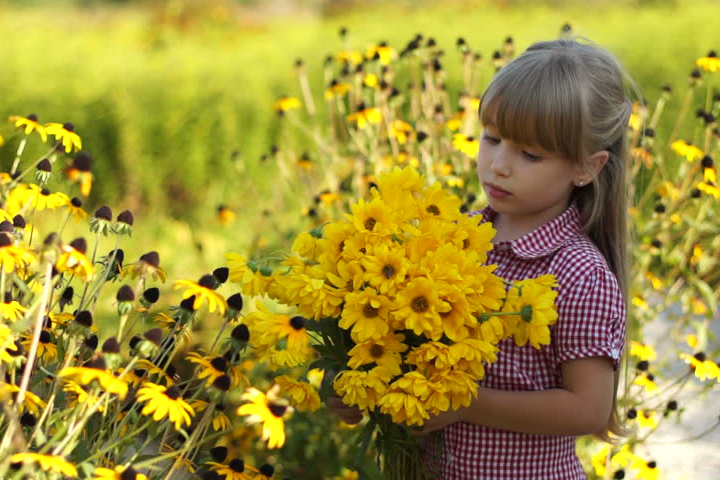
left=479, top=38, right=632, bottom=440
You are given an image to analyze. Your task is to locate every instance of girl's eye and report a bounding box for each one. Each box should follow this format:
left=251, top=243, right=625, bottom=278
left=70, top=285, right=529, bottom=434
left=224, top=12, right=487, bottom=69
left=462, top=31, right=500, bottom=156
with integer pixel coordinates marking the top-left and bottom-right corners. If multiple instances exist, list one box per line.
left=523, top=151, right=542, bottom=161
left=482, top=134, right=500, bottom=145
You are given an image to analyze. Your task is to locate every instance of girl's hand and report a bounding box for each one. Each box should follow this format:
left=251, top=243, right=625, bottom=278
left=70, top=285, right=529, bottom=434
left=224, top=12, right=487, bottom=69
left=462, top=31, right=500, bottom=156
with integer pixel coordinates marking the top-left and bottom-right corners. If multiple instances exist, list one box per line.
left=415, top=408, right=463, bottom=435
left=326, top=394, right=364, bottom=425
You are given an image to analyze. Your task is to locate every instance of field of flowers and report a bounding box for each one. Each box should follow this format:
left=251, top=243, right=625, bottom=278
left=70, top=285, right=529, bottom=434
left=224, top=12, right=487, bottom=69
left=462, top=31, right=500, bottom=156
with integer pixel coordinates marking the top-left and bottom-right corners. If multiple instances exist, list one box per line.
left=1, top=1, right=719, bottom=479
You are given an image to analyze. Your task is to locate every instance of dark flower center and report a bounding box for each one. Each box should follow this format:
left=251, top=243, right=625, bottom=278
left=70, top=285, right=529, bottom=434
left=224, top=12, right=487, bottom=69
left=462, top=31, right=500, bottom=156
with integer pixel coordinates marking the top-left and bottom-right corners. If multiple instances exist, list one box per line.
left=268, top=403, right=288, bottom=418
left=210, top=356, right=228, bottom=372
left=229, top=459, right=245, bottom=472
left=411, top=296, right=429, bottom=313
left=120, top=467, right=139, bottom=480
left=363, top=304, right=379, bottom=318
left=463, top=239, right=470, bottom=249
left=693, top=352, right=707, bottom=362
left=426, top=205, right=440, bottom=215
left=382, top=265, right=395, bottom=279
left=290, top=316, right=305, bottom=330
left=165, top=386, right=181, bottom=400
left=364, top=217, right=377, bottom=231
left=369, top=344, right=384, bottom=358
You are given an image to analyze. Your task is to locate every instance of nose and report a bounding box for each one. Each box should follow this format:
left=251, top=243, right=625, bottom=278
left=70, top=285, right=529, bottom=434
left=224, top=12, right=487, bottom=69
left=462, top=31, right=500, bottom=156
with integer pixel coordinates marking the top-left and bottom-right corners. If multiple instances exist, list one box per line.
left=489, top=144, right=511, bottom=177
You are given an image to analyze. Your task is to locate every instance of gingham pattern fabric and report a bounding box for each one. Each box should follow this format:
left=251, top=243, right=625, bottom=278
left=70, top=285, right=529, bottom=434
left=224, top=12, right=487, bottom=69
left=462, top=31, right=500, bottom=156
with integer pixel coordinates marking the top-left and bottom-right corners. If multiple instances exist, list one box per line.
left=433, top=203, right=626, bottom=480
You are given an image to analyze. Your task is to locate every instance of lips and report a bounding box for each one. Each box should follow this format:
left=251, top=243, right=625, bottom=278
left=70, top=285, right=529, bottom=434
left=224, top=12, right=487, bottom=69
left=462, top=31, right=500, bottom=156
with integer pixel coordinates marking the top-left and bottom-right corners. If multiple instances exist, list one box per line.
left=485, top=182, right=511, bottom=199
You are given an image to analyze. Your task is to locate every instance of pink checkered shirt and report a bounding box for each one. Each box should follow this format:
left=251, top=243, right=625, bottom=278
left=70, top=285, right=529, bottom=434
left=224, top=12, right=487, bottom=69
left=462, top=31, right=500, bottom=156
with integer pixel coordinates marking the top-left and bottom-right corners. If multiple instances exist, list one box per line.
left=433, top=203, right=626, bottom=479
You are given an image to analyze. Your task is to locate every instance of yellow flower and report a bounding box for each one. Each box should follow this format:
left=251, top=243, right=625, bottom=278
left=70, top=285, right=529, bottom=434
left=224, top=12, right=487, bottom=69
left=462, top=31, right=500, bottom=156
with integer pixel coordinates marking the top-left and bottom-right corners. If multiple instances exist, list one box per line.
left=63, top=381, right=104, bottom=411
left=8, top=114, right=47, bottom=141
left=366, top=43, right=396, bottom=65
left=447, top=339, right=498, bottom=380
left=325, top=80, right=352, bottom=99
left=631, top=146, right=654, bottom=168
left=630, top=341, right=657, bottom=361
left=58, top=364, right=128, bottom=399
left=252, top=312, right=310, bottom=351
left=190, top=400, right=232, bottom=431
left=274, top=375, right=321, bottom=412
left=206, top=459, right=257, bottom=480
left=405, top=341, right=452, bottom=372
left=0, top=382, right=47, bottom=415
left=339, top=287, right=392, bottom=342
left=611, top=444, right=640, bottom=469
left=93, top=465, right=148, bottom=480
left=174, top=275, right=228, bottom=314
left=0, top=326, right=20, bottom=363
left=680, top=352, right=720, bottom=381
left=364, top=73, right=378, bottom=88
left=237, top=385, right=292, bottom=448
left=417, top=182, right=463, bottom=222
left=452, top=133, right=479, bottom=158
left=446, top=111, right=464, bottom=131
left=361, top=243, right=409, bottom=295
left=336, top=49, right=363, bottom=65
left=671, top=139, right=703, bottom=162
left=633, top=373, right=658, bottom=393
left=217, top=204, right=236, bottom=225
left=632, top=459, right=660, bottom=480
left=347, top=332, right=408, bottom=376
left=22, top=330, right=57, bottom=361
left=686, top=334, right=699, bottom=348
left=504, top=275, right=559, bottom=349
left=346, top=105, right=382, bottom=129
left=226, top=252, right=273, bottom=297
left=333, top=367, right=390, bottom=410
left=394, top=277, right=449, bottom=340
left=591, top=444, right=611, bottom=477
left=697, top=180, right=720, bottom=199
left=696, top=50, right=720, bottom=72
left=62, top=196, right=89, bottom=222
left=389, top=120, right=414, bottom=144
left=0, top=233, right=35, bottom=273
left=56, top=239, right=94, bottom=282
left=637, top=409, right=658, bottom=429
left=136, top=382, right=195, bottom=431
left=334, top=468, right=360, bottom=480
left=273, top=96, right=301, bottom=113
left=186, top=352, right=230, bottom=387
left=44, top=122, right=82, bottom=153
left=10, top=453, right=77, bottom=477
left=135, top=359, right=176, bottom=385
left=291, top=231, right=319, bottom=259
left=378, top=372, right=431, bottom=426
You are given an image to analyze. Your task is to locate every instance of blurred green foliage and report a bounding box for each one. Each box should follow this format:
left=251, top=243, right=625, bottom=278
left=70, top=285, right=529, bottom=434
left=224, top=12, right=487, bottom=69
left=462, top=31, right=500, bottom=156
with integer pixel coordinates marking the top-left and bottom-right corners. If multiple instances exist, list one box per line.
left=0, top=0, right=717, bottom=218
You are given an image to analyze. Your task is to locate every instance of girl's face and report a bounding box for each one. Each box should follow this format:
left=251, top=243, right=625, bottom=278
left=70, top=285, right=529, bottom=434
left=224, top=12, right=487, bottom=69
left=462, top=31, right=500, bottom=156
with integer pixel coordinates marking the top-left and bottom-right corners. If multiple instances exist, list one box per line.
left=477, top=123, right=584, bottom=237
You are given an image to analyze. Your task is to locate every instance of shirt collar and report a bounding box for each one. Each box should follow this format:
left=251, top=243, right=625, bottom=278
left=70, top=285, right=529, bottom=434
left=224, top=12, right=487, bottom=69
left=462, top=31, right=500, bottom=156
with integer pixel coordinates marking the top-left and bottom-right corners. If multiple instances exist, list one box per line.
left=475, top=203, right=582, bottom=259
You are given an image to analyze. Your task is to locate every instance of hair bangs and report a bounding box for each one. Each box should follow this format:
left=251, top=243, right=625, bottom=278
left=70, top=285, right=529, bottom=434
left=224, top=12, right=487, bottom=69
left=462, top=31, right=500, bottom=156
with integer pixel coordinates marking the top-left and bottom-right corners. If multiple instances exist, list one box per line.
left=480, top=52, right=586, bottom=162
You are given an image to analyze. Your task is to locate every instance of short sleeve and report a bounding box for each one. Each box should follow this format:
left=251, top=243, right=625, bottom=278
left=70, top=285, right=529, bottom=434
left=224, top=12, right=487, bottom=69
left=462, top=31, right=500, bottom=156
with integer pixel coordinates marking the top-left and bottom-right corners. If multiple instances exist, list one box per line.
left=553, top=267, right=626, bottom=370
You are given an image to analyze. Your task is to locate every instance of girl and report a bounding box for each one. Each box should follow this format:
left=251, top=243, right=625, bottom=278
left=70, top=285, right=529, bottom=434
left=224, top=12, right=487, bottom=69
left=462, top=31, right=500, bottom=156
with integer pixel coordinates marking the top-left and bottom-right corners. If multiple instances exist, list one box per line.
left=331, top=38, right=630, bottom=479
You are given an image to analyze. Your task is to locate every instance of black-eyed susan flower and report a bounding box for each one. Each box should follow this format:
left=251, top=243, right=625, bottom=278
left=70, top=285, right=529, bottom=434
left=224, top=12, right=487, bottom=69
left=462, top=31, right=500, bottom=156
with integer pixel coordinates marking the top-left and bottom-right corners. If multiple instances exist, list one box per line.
left=136, top=382, right=195, bottom=430
left=389, top=120, right=415, bottom=144
left=347, top=333, right=408, bottom=377
left=44, top=122, right=82, bottom=152
left=135, top=358, right=176, bottom=385
left=636, top=409, right=658, bottom=429
left=504, top=275, right=559, bottom=349
left=21, top=329, right=58, bottom=361
left=66, top=151, right=93, bottom=197
left=324, top=79, right=352, bottom=99
left=0, top=293, right=27, bottom=322
left=93, top=465, right=148, bottom=480
left=10, top=453, right=77, bottom=477
left=696, top=50, right=720, bottom=72
left=336, top=49, right=363, bottom=65
left=58, top=361, right=128, bottom=399
left=253, top=313, right=311, bottom=351
left=0, top=327, right=20, bottom=363
left=8, top=114, right=47, bottom=142
left=126, top=251, right=166, bottom=282
left=346, top=103, right=381, bottom=129
left=333, top=367, right=390, bottom=410
left=697, top=180, right=720, bottom=199
left=452, top=133, right=479, bottom=157
left=63, top=380, right=104, bottom=411
left=187, top=352, right=229, bottom=387
left=274, top=375, right=321, bottom=412
left=90, top=205, right=113, bottom=235
left=680, top=352, right=720, bottom=380
left=0, top=382, right=47, bottom=415
left=633, top=373, right=658, bottom=393
left=377, top=371, right=431, bottom=426
left=174, top=274, right=228, bottom=314
left=190, top=400, right=232, bottom=431
left=254, top=463, right=276, bottom=480
left=206, top=458, right=258, bottom=480
left=17, top=184, right=68, bottom=212
left=35, top=158, right=52, bottom=184
left=63, top=196, right=88, bottom=223
left=237, top=385, right=292, bottom=448
left=632, top=459, right=660, bottom=480
left=217, top=204, right=236, bottom=225
left=671, top=139, right=703, bottom=162
left=273, top=96, right=301, bottom=113
left=630, top=342, right=657, bottom=362
left=366, top=42, right=396, bottom=65
left=56, top=237, right=94, bottom=281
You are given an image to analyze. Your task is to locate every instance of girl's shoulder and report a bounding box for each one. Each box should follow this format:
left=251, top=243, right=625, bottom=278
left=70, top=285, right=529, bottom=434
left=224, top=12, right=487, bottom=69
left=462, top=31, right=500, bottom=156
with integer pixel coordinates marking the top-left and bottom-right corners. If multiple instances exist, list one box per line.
left=550, top=234, right=621, bottom=299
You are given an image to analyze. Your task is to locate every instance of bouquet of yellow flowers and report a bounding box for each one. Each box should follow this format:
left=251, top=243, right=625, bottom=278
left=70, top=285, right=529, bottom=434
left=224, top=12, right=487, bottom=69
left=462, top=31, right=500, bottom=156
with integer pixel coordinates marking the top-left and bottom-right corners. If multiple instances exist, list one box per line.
left=227, top=165, right=558, bottom=479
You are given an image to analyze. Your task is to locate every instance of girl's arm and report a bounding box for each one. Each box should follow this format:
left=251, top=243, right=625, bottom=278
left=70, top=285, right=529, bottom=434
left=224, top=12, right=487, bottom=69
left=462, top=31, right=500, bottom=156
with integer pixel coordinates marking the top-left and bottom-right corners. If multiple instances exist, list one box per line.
left=420, top=356, right=616, bottom=436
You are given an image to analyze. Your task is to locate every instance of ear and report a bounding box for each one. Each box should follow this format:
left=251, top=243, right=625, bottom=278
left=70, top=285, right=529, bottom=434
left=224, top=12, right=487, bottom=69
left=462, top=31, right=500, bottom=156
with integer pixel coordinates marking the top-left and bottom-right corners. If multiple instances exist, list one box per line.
left=574, top=150, right=609, bottom=186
